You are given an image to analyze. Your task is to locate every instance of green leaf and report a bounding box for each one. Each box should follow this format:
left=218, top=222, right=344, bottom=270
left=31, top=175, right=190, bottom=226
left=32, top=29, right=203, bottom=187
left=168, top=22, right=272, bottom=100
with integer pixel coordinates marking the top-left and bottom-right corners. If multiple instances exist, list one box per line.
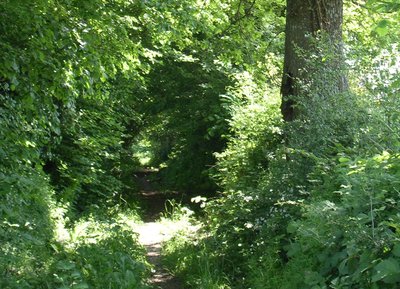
left=57, top=261, right=76, bottom=271
left=372, top=258, right=400, bottom=283
left=73, top=283, right=89, bottom=289
left=392, top=243, right=400, bottom=257
left=287, top=222, right=298, bottom=234
left=374, top=19, right=390, bottom=36
left=286, top=243, right=301, bottom=258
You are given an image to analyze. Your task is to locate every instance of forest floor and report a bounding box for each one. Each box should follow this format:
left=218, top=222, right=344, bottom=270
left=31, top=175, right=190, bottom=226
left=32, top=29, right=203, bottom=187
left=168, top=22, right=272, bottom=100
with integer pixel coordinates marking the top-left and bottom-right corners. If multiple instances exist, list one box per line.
left=133, top=171, right=185, bottom=289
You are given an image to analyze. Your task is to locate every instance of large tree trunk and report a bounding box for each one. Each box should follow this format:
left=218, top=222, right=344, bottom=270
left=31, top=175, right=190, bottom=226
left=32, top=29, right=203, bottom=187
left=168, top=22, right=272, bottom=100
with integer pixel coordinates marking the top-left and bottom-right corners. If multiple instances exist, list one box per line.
left=281, top=0, right=343, bottom=121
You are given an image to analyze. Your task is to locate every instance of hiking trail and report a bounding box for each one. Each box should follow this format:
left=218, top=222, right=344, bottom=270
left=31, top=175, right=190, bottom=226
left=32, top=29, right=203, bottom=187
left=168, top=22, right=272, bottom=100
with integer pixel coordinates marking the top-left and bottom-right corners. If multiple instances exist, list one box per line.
left=133, top=171, right=184, bottom=289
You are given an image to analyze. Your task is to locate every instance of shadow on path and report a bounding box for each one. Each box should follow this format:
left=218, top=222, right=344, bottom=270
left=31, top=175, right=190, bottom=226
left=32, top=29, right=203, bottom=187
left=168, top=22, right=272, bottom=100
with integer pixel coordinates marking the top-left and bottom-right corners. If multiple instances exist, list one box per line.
left=133, top=170, right=185, bottom=289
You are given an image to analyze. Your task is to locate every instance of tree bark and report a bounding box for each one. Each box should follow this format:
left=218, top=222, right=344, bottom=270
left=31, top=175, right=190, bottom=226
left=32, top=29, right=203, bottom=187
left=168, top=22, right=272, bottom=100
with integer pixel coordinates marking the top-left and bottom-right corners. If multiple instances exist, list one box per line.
left=281, top=0, right=343, bottom=121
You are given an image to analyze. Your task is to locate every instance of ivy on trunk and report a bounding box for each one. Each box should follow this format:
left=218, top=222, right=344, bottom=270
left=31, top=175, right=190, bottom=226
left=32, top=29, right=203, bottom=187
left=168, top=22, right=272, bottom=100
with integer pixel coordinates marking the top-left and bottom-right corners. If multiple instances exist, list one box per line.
left=281, top=0, right=344, bottom=121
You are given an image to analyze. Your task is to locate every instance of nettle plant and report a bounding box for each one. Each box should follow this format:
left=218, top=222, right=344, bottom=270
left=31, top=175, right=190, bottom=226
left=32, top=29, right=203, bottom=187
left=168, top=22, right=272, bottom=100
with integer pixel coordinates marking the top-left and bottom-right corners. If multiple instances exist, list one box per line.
left=284, top=150, right=400, bottom=288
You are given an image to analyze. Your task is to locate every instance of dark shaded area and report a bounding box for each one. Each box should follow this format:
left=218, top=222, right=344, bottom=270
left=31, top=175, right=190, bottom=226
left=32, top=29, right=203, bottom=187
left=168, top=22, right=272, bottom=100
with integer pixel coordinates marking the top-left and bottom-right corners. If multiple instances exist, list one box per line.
left=134, top=169, right=192, bottom=222
left=137, top=57, right=231, bottom=194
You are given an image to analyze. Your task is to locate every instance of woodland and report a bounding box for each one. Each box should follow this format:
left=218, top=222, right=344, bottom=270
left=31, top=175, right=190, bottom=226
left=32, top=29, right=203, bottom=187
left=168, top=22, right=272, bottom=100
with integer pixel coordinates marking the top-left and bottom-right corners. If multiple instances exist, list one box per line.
left=1, top=0, right=400, bottom=288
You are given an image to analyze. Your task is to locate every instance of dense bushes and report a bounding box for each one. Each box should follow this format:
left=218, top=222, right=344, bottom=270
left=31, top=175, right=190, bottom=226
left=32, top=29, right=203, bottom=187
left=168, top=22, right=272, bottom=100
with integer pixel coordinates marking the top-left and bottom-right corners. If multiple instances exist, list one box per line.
left=0, top=91, right=55, bottom=287
left=214, top=72, right=282, bottom=191
left=165, top=83, right=400, bottom=288
left=0, top=84, right=148, bottom=288
left=139, top=58, right=232, bottom=193
left=130, top=0, right=285, bottom=194
left=3, top=0, right=400, bottom=288
left=284, top=151, right=400, bottom=288
left=48, top=206, right=149, bottom=289
left=43, top=97, right=129, bottom=212
left=162, top=11, right=400, bottom=288
left=0, top=1, right=150, bottom=287
left=0, top=89, right=150, bottom=287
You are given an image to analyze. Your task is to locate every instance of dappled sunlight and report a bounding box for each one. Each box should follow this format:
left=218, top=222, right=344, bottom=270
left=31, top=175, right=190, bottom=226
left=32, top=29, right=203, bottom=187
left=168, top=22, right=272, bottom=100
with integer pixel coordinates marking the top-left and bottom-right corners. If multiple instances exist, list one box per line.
left=133, top=193, right=199, bottom=288
left=3, top=0, right=400, bottom=288
left=136, top=222, right=169, bottom=246
left=51, top=205, right=149, bottom=288
left=135, top=207, right=200, bottom=246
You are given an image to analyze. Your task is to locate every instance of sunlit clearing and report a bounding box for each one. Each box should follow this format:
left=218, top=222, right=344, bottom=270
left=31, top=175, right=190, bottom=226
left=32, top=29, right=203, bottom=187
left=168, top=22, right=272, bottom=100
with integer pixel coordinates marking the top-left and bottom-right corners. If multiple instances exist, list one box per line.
left=133, top=138, right=154, bottom=166
left=134, top=203, right=200, bottom=246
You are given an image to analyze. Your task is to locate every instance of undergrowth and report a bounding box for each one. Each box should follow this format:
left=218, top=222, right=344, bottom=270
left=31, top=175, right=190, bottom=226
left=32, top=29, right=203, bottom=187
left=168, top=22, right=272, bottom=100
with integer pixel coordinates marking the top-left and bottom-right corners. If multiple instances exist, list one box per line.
left=1, top=200, right=150, bottom=289
left=51, top=204, right=150, bottom=289
left=161, top=41, right=400, bottom=288
left=160, top=200, right=230, bottom=288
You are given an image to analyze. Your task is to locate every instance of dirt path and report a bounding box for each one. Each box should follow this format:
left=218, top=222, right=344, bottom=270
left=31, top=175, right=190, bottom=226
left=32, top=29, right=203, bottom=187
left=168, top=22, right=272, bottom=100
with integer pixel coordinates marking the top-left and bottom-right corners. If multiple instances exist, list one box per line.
left=136, top=221, right=183, bottom=289
left=134, top=171, right=184, bottom=289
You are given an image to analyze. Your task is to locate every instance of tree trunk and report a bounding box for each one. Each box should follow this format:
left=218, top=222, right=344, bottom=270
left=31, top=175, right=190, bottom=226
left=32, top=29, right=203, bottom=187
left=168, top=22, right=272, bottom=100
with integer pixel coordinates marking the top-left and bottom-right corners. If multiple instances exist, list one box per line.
left=281, top=0, right=343, bottom=121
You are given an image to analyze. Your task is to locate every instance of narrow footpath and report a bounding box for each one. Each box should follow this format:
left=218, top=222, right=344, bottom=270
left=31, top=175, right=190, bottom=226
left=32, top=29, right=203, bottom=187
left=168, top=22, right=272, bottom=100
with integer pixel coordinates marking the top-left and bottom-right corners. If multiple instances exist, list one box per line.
left=133, top=171, right=184, bottom=289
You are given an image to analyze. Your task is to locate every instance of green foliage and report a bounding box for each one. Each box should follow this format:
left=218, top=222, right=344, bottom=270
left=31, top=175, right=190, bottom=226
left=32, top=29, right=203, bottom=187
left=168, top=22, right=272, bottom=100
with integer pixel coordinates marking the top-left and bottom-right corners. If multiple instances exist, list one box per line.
left=284, top=151, right=400, bottom=288
left=161, top=202, right=231, bottom=289
left=0, top=0, right=149, bottom=211
left=142, top=57, right=232, bottom=192
left=164, top=3, right=400, bottom=288
left=0, top=91, right=55, bottom=287
left=164, top=233, right=231, bottom=289
left=43, top=97, right=128, bottom=212
left=0, top=92, right=148, bottom=286
left=3, top=0, right=400, bottom=288
left=160, top=72, right=285, bottom=288
left=48, top=206, right=149, bottom=289
left=215, top=72, right=282, bottom=190
left=1, top=0, right=149, bottom=287
left=131, top=0, right=285, bottom=194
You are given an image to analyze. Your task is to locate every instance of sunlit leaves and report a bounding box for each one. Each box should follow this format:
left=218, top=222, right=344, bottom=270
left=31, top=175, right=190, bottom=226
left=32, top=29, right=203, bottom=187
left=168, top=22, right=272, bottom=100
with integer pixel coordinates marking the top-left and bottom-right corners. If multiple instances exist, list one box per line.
left=374, top=19, right=391, bottom=36
left=359, top=0, right=400, bottom=41
left=367, top=0, right=400, bottom=13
